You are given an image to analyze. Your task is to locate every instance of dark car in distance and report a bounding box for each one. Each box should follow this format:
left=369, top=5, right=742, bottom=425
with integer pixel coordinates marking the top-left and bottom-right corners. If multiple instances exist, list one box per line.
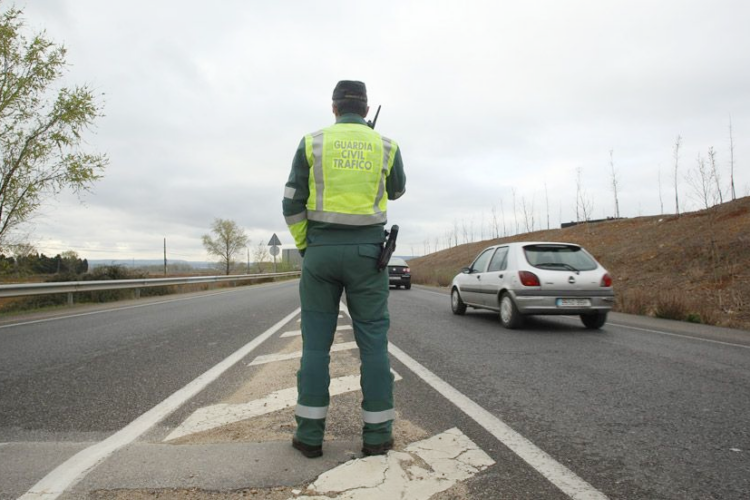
left=388, top=257, right=411, bottom=290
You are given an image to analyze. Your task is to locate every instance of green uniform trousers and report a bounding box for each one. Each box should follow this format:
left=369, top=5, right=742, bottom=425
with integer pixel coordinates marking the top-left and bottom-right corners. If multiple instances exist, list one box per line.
left=295, top=243, right=394, bottom=447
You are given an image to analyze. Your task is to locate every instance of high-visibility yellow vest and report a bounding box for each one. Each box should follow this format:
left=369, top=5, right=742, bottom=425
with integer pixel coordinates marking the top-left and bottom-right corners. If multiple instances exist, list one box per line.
left=305, top=123, right=399, bottom=226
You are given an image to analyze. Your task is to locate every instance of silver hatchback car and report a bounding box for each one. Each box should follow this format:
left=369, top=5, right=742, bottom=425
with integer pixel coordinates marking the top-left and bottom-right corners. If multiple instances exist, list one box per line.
left=451, top=242, right=614, bottom=329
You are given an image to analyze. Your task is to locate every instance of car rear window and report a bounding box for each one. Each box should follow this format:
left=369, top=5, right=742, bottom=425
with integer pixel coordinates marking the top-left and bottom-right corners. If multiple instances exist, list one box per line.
left=523, top=245, right=598, bottom=271
left=389, top=258, right=408, bottom=267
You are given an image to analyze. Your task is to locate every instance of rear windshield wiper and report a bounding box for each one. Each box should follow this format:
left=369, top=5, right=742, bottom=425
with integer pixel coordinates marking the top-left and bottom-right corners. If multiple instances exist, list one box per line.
left=536, top=262, right=580, bottom=272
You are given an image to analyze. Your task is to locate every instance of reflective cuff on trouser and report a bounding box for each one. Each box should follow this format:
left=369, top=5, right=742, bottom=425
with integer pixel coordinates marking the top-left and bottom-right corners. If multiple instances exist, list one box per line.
left=294, top=398, right=330, bottom=446
left=294, top=415, right=326, bottom=447
left=360, top=379, right=394, bottom=446
left=294, top=404, right=329, bottom=446
left=297, top=404, right=329, bottom=419
left=362, top=408, right=395, bottom=423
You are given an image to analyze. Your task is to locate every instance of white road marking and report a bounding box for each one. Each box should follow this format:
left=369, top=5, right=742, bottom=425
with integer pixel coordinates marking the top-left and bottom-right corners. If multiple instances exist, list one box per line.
left=18, top=308, right=302, bottom=500
left=165, top=370, right=403, bottom=441
left=387, top=343, right=608, bottom=500
left=607, top=322, right=750, bottom=350
left=300, top=428, right=494, bottom=500
left=339, top=302, right=350, bottom=316
left=248, top=341, right=358, bottom=366
left=281, top=325, right=352, bottom=338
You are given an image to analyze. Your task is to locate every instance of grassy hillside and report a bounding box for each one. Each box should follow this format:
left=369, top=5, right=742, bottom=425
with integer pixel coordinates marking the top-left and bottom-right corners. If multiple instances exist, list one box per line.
left=409, top=197, right=750, bottom=330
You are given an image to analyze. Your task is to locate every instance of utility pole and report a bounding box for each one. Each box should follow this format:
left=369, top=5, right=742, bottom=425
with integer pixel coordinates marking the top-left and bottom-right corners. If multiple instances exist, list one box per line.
left=163, top=237, right=167, bottom=276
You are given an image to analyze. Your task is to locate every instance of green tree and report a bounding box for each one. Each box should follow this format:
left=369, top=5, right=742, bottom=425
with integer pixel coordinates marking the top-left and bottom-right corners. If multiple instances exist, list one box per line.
left=202, top=218, right=249, bottom=275
left=0, top=4, right=107, bottom=248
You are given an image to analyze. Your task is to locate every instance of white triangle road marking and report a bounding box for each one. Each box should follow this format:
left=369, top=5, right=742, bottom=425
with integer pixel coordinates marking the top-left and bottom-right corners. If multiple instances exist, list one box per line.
left=298, top=427, right=494, bottom=500
left=165, top=370, right=403, bottom=442
left=281, top=325, right=352, bottom=338
left=248, top=341, right=358, bottom=366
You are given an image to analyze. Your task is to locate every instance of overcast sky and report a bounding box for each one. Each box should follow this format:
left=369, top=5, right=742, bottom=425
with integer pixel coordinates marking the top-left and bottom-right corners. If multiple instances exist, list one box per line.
left=17, top=0, right=750, bottom=261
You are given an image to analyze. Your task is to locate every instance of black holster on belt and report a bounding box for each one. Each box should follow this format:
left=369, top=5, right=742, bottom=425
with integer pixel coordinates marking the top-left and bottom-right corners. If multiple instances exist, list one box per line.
left=377, top=225, right=399, bottom=271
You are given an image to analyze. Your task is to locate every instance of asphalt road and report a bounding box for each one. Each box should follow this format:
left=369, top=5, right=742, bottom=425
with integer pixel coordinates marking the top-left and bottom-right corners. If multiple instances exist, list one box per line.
left=1, top=281, right=748, bottom=499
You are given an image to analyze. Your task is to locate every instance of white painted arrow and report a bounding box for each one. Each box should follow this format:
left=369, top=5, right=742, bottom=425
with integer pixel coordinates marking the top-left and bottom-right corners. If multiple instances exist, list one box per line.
left=165, top=371, right=402, bottom=442
left=296, top=427, right=494, bottom=500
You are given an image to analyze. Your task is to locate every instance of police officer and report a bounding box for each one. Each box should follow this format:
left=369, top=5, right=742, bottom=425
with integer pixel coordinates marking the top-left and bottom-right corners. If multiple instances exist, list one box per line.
left=282, top=80, right=406, bottom=458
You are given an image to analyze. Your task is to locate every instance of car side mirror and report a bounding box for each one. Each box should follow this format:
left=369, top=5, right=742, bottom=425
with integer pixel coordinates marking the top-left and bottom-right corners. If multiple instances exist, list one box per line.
left=461, top=266, right=472, bottom=274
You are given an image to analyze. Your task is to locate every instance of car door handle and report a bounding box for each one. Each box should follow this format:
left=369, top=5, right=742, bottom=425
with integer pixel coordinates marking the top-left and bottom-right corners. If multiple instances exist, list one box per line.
left=498, top=274, right=503, bottom=278
left=476, top=275, right=481, bottom=280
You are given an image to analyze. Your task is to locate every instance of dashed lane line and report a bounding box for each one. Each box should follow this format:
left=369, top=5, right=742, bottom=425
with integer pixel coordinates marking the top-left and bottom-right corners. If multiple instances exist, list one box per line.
left=386, top=343, right=608, bottom=500
left=165, top=370, right=403, bottom=441
left=248, top=341, right=359, bottom=366
left=281, top=325, right=353, bottom=338
left=18, top=308, right=302, bottom=500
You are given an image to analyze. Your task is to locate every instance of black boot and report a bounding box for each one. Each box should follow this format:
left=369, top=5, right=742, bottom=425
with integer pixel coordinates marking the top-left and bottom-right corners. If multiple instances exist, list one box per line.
left=362, top=439, right=394, bottom=456
left=292, top=437, right=323, bottom=458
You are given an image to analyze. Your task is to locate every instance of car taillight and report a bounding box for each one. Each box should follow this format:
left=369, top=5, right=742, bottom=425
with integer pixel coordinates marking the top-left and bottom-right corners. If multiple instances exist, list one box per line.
left=404, top=268, right=410, bottom=273
left=600, top=273, right=613, bottom=287
left=519, top=271, right=540, bottom=286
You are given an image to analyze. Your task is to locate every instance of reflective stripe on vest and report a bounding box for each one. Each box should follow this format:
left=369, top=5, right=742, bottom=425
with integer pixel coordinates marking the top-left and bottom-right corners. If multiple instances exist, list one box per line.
left=306, top=123, right=398, bottom=225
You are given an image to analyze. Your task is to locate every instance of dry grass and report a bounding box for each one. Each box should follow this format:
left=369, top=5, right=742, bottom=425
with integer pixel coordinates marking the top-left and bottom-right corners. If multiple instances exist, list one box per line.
left=410, top=197, right=750, bottom=330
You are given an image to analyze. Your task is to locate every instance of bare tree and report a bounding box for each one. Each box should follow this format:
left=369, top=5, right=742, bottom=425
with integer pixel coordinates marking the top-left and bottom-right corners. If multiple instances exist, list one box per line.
left=511, top=188, right=519, bottom=234
left=490, top=205, right=500, bottom=238
left=674, top=135, right=682, bottom=215
left=729, top=115, right=736, bottom=200
left=609, top=149, right=621, bottom=218
left=500, top=199, right=507, bottom=237
left=544, top=182, right=550, bottom=229
left=444, top=229, right=453, bottom=250
left=707, top=146, right=723, bottom=204
left=252, top=240, right=270, bottom=273
left=687, top=153, right=712, bottom=209
left=658, top=167, right=664, bottom=215
left=521, top=195, right=535, bottom=233
left=575, top=167, right=594, bottom=222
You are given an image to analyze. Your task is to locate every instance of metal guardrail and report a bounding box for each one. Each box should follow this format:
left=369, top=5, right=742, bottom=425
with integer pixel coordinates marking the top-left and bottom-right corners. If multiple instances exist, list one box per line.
left=0, top=271, right=301, bottom=303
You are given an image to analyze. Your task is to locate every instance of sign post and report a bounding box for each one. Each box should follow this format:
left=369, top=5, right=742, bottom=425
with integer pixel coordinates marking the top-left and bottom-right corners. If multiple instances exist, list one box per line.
left=268, top=233, right=282, bottom=273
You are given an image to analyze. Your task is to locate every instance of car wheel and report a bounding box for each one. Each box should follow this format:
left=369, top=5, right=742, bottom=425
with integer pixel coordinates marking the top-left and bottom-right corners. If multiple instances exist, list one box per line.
left=451, top=288, right=467, bottom=315
left=499, top=293, right=523, bottom=329
left=581, top=312, right=608, bottom=329
left=405, top=283, right=411, bottom=290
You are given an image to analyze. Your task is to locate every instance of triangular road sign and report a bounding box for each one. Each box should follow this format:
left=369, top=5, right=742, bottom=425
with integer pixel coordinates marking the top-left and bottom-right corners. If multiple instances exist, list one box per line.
left=268, top=233, right=282, bottom=246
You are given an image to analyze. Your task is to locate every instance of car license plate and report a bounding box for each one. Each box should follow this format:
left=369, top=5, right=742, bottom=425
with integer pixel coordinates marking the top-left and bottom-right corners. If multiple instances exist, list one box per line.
left=556, top=298, right=591, bottom=307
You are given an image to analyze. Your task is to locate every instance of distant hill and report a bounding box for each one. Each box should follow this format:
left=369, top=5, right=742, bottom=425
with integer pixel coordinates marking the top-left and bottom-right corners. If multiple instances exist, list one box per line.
left=409, top=196, right=750, bottom=331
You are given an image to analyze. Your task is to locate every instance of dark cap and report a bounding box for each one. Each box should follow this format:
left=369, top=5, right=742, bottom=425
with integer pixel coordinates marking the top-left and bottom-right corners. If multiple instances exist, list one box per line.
left=332, top=80, right=367, bottom=102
